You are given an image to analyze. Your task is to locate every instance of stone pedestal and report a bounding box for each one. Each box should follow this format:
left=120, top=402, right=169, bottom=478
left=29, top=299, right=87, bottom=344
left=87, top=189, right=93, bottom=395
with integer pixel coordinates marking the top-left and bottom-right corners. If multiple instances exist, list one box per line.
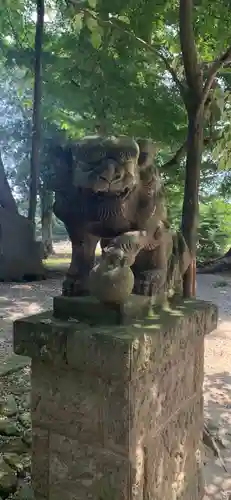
left=13, top=297, right=217, bottom=500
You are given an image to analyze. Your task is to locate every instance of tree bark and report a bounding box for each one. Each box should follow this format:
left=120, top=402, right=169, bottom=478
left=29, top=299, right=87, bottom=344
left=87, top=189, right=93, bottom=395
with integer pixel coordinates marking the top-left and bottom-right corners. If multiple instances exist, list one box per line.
left=181, top=110, right=204, bottom=296
left=179, top=0, right=231, bottom=297
left=179, top=0, right=204, bottom=297
left=40, top=189, right=54, bottom=258
left=0, top=152, right=18, bottom=212
left=28, top=0, right=44, bottom=235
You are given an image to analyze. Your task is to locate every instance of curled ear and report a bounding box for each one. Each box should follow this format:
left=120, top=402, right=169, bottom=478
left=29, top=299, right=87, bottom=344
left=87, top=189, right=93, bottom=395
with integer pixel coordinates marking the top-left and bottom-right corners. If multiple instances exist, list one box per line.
left=136, top=138, right=157, bottom=169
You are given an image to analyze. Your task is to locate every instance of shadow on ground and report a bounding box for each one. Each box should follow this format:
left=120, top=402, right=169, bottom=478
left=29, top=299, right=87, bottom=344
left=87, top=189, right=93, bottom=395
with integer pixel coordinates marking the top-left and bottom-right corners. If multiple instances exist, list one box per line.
left=0, top=279, right=63, bottom=323
left=0, top=278, right=63, bottom=360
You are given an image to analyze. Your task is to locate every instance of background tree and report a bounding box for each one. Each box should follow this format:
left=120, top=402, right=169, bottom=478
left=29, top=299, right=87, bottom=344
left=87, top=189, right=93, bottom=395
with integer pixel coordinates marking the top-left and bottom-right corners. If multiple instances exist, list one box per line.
left=1, top=0, right=231, bottom=272
left=28, top=0, right=45, bottom=235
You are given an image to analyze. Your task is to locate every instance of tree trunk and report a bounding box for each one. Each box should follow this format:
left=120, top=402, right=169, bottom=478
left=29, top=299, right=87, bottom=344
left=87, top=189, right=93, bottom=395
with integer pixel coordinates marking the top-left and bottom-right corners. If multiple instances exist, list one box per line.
left=181, top=109, right=204, bottom=297
left=40, top=190, right=54, bottom=258
left=0, top=152, right=18, bottom=212
left=28, top=0, right=44, bottom=236
left=179, top=0, right=231, bottom=295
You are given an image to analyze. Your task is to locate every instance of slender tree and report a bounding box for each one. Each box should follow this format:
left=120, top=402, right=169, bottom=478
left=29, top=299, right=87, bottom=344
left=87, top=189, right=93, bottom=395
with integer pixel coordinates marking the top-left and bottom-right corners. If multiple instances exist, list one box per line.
left=40, top=188, right=54, bottom=257
left=179, top=0, right=231, bottom=296
left=28, top=0, right=45, bottom=235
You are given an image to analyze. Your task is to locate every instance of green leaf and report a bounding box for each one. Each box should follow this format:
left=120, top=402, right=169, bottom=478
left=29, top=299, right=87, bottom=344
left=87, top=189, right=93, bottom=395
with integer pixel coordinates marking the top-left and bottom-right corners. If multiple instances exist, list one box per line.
left=88, top=0, right=97, bottom=8
left=23, top=99, right=32, bottom=108
left=90, top=30, right=102, bottom=49
left=117, top=15, right=130, bottom=24
left=85, top=15, right=98, bottom=32
left=72, top=13, right=84, bottom=33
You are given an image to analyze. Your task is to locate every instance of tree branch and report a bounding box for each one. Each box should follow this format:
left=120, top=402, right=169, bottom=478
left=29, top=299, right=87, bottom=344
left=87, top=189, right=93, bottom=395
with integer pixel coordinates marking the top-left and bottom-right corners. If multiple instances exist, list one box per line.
left=162, top=142, right=186, bottom=169
left=201, top=45, right=231, bottom=108
left=179, top=0, right=202, bottom=96
left=162, top=136, right=216, bottom=169
left=156, top=51, right=185, bottom=99
left=67, top=0, right=185, bottom=96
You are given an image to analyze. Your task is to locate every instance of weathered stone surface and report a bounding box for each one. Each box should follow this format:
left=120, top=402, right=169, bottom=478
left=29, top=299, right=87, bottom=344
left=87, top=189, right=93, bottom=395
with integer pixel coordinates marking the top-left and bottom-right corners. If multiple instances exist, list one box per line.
left=13, top=312, right=69, bottom=363
left=0, top=396, right=17, bottom=417
left=14, top=299, right=217, bottom=369
left=31, top=429, right=49, bottom=497
left=20, top=394, right=31, bottom=411
left=0, top=418, right=19, bottom=437
left=136, top=397, right=204, bottom=499
left=52, top=135, right=191, bottom=302
left=12, top=484, right=35, bottom=500
left=53, top=294, right=151, bottom=323
left=13, top=299, right=217, bottom=500
left=0, top=457, right=17, bottom=497
left=0, top=354, right=30, bottom=377
left=47, top=400, right=203, bottom=500
left=3, top=452, right=30, bottom=477
left=22, top=430, right=32, bottom=447
left=18, top=413, right=31, bottom=429
left=49, top=433, right=130, bottom=500
left=30, top=335, right=203, bottom=444
left=0, top=437, right=27, bottom=455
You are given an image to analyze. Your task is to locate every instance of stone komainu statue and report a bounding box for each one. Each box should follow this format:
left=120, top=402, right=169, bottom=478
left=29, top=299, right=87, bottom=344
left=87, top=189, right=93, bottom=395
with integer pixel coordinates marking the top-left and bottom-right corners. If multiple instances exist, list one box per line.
left=51, top=135, right=191, bottom=302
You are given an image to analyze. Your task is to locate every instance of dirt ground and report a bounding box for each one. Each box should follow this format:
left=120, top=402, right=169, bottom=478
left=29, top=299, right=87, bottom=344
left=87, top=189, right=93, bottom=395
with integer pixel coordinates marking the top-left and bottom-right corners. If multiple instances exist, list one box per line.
left=197, top=274, right=231, bottom=499
left=0, top=242, right=231, bottom=499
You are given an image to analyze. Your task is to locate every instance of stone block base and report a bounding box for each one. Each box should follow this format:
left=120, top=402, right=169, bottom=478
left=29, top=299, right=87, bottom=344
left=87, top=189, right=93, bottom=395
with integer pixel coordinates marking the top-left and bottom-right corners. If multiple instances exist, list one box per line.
left=13, top=298, right=218, bottom=500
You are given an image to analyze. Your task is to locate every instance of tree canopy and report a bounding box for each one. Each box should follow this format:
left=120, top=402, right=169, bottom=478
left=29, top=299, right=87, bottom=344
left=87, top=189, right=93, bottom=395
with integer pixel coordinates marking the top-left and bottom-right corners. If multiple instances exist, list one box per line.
left=1, top=0, right=231, bottom=275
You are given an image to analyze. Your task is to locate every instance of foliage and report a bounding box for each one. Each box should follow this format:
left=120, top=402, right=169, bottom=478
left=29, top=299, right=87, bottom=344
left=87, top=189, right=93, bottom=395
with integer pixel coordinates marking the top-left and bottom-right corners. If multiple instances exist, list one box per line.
left=1, top=0, right=231, bottom=267
left=1, top=0, right=231, bottom=150
left=197, top=200, right=231, bottom=264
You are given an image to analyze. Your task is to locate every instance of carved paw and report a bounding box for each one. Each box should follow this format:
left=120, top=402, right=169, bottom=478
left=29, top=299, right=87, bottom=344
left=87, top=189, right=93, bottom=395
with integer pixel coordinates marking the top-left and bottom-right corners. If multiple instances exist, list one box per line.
left=62, top=276, right=89, bottom=297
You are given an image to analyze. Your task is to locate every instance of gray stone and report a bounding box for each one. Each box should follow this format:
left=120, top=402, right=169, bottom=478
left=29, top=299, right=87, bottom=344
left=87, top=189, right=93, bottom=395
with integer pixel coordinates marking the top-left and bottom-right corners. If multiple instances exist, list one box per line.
left=3, top=453, right=24, bottom=476
left=53, top=294, right=151, bottom=324
left=0, top=355, right=30, bottom=378
left=0, top=396, right=18, bottom=417
left=18, top=412, right=31, bottom=429
left=3, top=452, right=30, bottom=479
left=22, top=430, right=32, bottom=447
left=14, top=299, right=218, bottom=365
left=0, top=436, right=27, bottom=455
left=0, top=418, right=19, bottom=436
left=52, top=136, right=190, bottom=302
left=0, top=456, right=17, bottom=497
left=21, top=395, right=31, bottom=410
left=12, top=484, right=35, bottom=500
left=13, top=299, right=218, bottom=500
